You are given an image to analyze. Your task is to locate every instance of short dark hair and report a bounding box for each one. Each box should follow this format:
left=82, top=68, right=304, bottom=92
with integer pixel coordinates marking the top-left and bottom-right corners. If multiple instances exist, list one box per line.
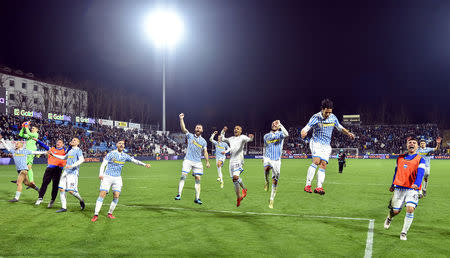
left=419, top=139, right=426, bottom=143
left=321, top=99, right=333, bottom=110
left=407, top=136, right=418, bottom=143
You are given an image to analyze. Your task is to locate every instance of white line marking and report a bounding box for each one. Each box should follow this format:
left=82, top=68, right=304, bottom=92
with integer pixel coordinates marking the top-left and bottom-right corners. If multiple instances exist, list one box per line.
left=364, top=219, right=375, bottom=258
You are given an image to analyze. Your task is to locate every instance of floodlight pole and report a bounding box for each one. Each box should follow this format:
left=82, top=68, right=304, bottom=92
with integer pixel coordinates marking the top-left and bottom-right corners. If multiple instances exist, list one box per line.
left=162, top=47, right=166, bottom=132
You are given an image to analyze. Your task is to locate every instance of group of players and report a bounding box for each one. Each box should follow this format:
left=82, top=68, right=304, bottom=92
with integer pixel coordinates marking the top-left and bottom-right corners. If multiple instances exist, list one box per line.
left=1, top=98, right=441, bottom=240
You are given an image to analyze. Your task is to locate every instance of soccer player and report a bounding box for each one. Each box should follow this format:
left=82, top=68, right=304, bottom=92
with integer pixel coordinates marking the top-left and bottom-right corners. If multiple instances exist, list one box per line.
left=175, top=113, right=210, bottom=204
left=0, top=135, right=47, bottom=202
left=49, top=138, right=86, bottom=213
left=91, top=140, right=151, bottom=222
left=263, top=120, right=288, bottom=209
left=301, top=99, right=355, bottom=195
left=34, top=138, right=71, bottom=208
left=16, top=122, right=39, bottom=185
left=384, top=137, right=425, bottom=241
left=417, top=137, right=441, bottom=198
left=220, top=125, right=254, bottom=207
left=210, top=131, right=230, bottom=188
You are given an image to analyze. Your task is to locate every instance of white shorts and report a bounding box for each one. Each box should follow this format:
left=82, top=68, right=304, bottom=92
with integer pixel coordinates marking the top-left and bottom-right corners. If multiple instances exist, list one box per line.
left=391, top=188, right=419, bottom=210
left=229, top=161, right=244, bottom=178
left=182, top=159, right=204, bottom=175
left=100, top=175, right=123, bottom=193
left=263, top=158, right=281, bottom=180
left=58, top=171, right=79, bottom=192
left=216, top=157, right=225, bottom=165
left=310, top=141, right=332, bottom=163
left=424, top=167, right=430, bottom=177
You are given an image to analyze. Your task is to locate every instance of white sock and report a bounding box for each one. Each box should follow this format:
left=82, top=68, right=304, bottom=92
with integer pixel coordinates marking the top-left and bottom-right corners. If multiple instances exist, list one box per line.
left=108, top=198, right=119, bottom=214
left=60, top=191, right=67, bottom=209
left=15, top=191, right=21, bottom=200
left=423, top=178, right=428, bottom=191
left=217, top=167, right=223, bottom=180
left=402, top=212, right=414, bottom=233
left=178, top=174, right=186, bottom=195
left=238, top=178, right=245, bottom=189
left=72, top=192, right=83, bottom=201
left=317, top=168, right=326, bottom=188
left=306, top=164, right=318, bottom=186
left=234, top=181, right=240, bottom=198
left=94, top=197, right=104, bottom=215
left=194, top=179, right=201, bottom=199
left=270, top=184, right=277, bottom=200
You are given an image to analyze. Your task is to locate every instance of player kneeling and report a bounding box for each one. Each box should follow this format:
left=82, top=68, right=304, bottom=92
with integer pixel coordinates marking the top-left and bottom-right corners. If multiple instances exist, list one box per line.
left=91, top=140, right=151, bottom=222
left=384, top=137, right=425, bottom=241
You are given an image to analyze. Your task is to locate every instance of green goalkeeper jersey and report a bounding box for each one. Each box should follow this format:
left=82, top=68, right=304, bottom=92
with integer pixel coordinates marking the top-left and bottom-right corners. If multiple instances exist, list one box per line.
left=19, top=127, right=39, bottom=151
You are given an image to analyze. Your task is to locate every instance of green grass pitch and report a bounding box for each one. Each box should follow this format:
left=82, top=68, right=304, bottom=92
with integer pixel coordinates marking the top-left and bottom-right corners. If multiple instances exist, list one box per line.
left=0, top=159, right=449, bottom=257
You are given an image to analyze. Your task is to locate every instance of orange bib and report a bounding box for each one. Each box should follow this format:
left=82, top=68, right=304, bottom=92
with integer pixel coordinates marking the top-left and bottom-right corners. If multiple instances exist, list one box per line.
left=393, top=154, right=421, bottom=189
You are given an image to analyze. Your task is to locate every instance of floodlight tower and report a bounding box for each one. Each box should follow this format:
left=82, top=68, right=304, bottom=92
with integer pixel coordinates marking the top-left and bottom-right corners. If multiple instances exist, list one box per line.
left=145, top=10, right=183, bottom=132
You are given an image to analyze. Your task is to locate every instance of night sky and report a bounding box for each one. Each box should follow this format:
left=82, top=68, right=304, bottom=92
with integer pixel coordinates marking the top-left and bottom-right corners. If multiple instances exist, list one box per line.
left=1, top=0, right=449, bottom=131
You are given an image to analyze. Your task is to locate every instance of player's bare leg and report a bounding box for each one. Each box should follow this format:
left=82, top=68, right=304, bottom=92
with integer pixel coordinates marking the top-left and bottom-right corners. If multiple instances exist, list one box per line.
left=264, top=166, right=271, bottom=191
left=217, top=161, right=224, bottom=188
left=313, top=160, right=326, bottom=195
left=269, top=177, right=278, bottom=209
left=108, top=191, right=120, bottom=218
left=10, top=171, right=27, bottom=202
left=92, top=190, right=108, bottom=222
left=305, top=157, right=320, bottom=193
left=194, top=175, right=202, bottom=204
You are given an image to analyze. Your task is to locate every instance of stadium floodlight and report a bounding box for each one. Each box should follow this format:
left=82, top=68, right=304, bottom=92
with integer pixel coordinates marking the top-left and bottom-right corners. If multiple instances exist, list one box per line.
left=145, top=9, right=184, bottom=132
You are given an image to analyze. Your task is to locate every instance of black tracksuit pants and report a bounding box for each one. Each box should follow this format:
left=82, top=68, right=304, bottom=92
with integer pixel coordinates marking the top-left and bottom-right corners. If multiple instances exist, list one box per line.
left=338, top=161, right=345, bottom=173
left=38, top=166, right=63, bottom=200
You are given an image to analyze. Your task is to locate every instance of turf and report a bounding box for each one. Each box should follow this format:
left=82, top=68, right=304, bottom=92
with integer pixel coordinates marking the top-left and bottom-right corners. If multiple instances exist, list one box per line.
left=0, top=159, right=449, bottom=257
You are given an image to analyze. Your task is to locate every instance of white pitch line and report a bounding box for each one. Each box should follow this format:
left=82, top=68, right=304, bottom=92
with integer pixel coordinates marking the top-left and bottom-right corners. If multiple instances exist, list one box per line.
left=364, top=219, right=375, bottom=258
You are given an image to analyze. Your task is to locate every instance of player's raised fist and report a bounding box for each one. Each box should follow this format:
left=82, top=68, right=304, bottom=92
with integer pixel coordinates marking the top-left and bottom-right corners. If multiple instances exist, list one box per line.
left=179, top=113, right=185, bottom=119
left=436, top=137, right=442, bottom=143
left=348, top=132, right=355, bottom=140
left=249, top=134, right=254, bottom=139
left=213, top=131, right=218, bottom=134
left=301, top=130, right=307, bottom=139
left=223, top=126, right=228, bottom=132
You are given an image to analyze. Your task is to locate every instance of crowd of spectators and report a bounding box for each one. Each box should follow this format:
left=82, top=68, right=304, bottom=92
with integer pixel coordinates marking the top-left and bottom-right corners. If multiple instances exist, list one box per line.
left=0, top=114, right=184, bottom=157
left=1, top=114, right=448, bottom=157
left=285, top=124, right=449, bottom=155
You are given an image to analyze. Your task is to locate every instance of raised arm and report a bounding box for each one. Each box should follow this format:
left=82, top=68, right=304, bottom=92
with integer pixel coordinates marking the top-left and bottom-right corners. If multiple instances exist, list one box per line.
left=278, top=121, right=289, bottom=138
left=220, top=127, right=229, bottom=143
left=210, top=131, right=218, bottom=144
left=51, top=152, right=69, bottom=160
left=31, top=150, right=48, bottom=155
left=0, top=137, right=12, bottom=152
left=34, top=139, right=50, bottom=151
left=179, top=113, right=188, bottom=134
left=434, top=137, right=441, bottom=151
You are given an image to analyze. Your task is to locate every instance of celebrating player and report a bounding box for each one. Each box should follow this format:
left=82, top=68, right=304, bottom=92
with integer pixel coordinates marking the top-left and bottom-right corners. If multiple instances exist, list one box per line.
left=50, top=137, right=86, bottom=213
left=301, top=99, right=355, bottom=195
left=16, top=121, right=39, bottom=186
left=263, top=120, right=288, bottom=209
left=34, top=138, right=71, bottom=208
left=91, top=140, right=151, bottom=222
left=220, top=125, right=254, bottom=207
left=384, top=137, right=425, bottom=241
left=0, top=135, right=47, bottom=202
left=175, top=113, right=210, bottom=204
left=416, top=137, right=441, bottom=198
left=210, top=131, right=230, bottom=188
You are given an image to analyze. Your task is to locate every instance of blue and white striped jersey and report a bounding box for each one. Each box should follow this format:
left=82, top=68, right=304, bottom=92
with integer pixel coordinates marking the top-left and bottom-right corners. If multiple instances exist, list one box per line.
left=417, top=147, right=434, bottom=167
left=104, top=150, right=133, bottom=177
left=264, top=131, right=285, bottom=160
left=305, top=112, right=344, bottom=145
left=10, top=149, right=33, bottom=171
left=185, top=132, right=207, bottom=162
left=264, top=131, right=286, bottom=161
left=211, top=140, right=229, bottom=160
left=65, top=147, right=84, bottom=174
